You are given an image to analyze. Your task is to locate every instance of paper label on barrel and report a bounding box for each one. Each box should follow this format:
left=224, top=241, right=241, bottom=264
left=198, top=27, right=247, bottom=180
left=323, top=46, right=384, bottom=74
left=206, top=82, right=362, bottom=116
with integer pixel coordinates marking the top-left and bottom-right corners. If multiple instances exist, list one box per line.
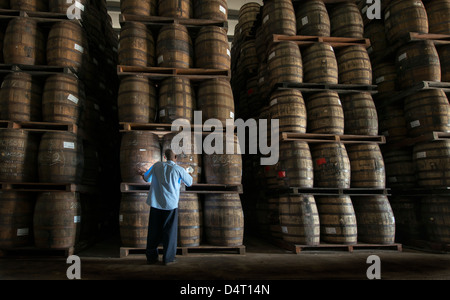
left=278, top=171, right=286, bottom=178
left=259, top=76, right=265, bottom=83
left=64, top=142, right=75, bottom=149
left=17, top=228, right=29, bottom=236
left=74, top=43, right=84, bottom=53
left=367, top=46, right=373, bottom=54
left=198, top=166, right=201, bottom=174
left=398, top=53, right=407, bottom=61
left=230, top=111, right=234, bottom=119
left=376, top=76, right=385, bottom=84
left=160, top=109, right=165, bottom=117
left=388, top=176, right=398, bottom=183
left=281, top=226, right=288, bottom=233
left=67, top=94, right=79, bottom=104
left=270, top=98, right=277, bottom=106
left=263, top=15, right=269, bottom=24
left=75, top=1, right=85, bottom=11
left=158, top=55, right=164, bottom=64
left=227, top=49, right=231, bottom=57
left=219, top=5, right=226, bottom=14
left=414, top=1, right=423, bottom=7
left=382, top=130, right=389, bottom=136
left=74, top=216, right=81, bottom=223
left=416, top=151, right=427, bottom=159
left=139, top=149, right=147, bottom=152
left=119, top=215, right=123, bottom=222
left=325, top=227, right=337, bottom=234
left=301, top=16, right=308, bottom=26
left=361, top=5, right=368, bottom=14
left=385, top=10, right=390, bottom=20
left=410, top=120, right=421, bottom=128
left=268, top=51, right=276, bottom=61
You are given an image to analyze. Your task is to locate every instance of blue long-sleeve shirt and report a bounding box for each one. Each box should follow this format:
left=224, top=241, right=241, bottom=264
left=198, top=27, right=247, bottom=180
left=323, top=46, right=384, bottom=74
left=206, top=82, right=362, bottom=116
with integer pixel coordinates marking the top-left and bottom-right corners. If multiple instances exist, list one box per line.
left=143, top=160, right=193, bottom=210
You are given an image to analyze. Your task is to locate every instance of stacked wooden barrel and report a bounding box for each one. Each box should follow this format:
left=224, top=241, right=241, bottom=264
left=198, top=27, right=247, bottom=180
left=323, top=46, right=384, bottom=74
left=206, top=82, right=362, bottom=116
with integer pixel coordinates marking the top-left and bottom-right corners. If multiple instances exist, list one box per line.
left=0, top=0, right=119, bottom=251
left=117, top=0, right=244, bottom=249
left=360, top=0, right=450, bottom=246
left=233, top=0, right=396, bottom=247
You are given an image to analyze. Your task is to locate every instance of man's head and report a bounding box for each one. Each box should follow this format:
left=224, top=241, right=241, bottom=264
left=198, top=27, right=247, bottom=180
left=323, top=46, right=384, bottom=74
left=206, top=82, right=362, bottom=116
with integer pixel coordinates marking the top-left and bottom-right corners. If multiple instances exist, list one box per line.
left=164, top=149, right=177, bottom=162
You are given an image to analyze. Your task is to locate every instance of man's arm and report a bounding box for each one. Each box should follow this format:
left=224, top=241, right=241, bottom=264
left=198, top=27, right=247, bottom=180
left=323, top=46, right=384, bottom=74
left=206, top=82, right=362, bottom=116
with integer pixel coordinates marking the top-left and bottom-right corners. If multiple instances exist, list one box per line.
left=179, top=168, right=193, bottom=187
left=142, top=165, right=154, bottom=182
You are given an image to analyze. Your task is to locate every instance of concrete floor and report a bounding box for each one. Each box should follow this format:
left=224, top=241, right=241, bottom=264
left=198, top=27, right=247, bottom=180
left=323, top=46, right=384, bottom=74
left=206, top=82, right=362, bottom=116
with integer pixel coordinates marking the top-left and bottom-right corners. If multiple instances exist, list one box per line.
left=0, top=235, right=449, bottom=281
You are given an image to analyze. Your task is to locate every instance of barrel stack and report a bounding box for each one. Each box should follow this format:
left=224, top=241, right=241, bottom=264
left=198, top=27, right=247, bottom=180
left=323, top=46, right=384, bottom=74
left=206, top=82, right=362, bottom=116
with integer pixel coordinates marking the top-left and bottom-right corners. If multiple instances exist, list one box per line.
left=232, top=0, right=397, bottom=251
left=0, top=0, right=119, bottom=253
left=117, top=0, right=245, bottom=253
left=360, top=0, right=450, bottom=248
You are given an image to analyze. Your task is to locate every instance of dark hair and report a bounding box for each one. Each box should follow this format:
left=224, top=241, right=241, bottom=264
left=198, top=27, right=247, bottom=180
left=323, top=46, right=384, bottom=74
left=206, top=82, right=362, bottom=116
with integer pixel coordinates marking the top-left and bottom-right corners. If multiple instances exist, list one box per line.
left=164, top=149, right=177, bottom=161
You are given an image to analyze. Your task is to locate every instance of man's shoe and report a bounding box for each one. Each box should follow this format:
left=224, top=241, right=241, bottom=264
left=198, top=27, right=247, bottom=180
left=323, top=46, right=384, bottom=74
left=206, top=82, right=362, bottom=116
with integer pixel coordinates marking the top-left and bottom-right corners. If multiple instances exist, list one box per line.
left=164, top=258, right=177, bottom=266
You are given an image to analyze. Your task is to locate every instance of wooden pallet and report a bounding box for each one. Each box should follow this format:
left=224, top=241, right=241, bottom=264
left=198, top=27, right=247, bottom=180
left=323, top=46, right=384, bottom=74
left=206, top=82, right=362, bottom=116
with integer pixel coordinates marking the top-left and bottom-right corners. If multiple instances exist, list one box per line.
left=0, top=120, right=78, bottom=134
left=119, top=13, right=228, bottom=29
left=271, top=187, right=390, bottom=196
left=390, top=186, right=450, bottom=197
left=0, top=63, right=77, bottom=76
left=401, top=240, right=450, bottom=254
left=280, top=132, right=386, bottom=144
left=117, top=65, right=230, bottom=81
left=120, top=244, right=246, bottom=258
left=0, top=182, right=98, bottom=193
left=271, top=34, right=371, bottom=48
left=274, top=81, right=378, bottom=94
left=381, top=131, right=450, bottom=151
left=377, top=81, right=450, bottom=107
left=0, top=8, right=69, bottom=22
left=291, top=243, right=403, bottom=254
left=120, top=182, right=243, bottom=194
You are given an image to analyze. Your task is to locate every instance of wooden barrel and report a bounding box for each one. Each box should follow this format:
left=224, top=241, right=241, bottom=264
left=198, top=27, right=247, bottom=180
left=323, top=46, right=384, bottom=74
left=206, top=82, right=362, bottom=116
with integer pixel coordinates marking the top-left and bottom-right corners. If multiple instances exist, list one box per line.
left=120, top=0, right=157, bottom=16
left=195, top=26, right=230, bottom=69
left=330, top=3, right=364, bottom=38
left=0, top=0, right=7, bottom=8
left=295, top=0, right=330, bottom=37
left=118, top=22, right=155, bottom=67
left=364, top=20, right=387, bottom=59
left=279, top=194, right=320, bottom=245
left=163, top=132, right=201, bottom=183
left=316, top=195, right=358, bottom=245
left=34, top=192, right=81, bottom=249
left=178, top=193, right=202, bottom=247
left=438, top=45, right=450, bottom=82
left=239, top=40, right=259, bottom=75
left=118, top=75, right=157, bottom=123
left=0, top=192, right=35, bottom=248
left=156, top=24, right=193, bottom=69
left=119, top=193, right=150, bottom=248
left=38, top=132, right=84, bottom=183
left=42, top=74, right=85, bottom=125
left=396, top=40, right=441, bottom=90
left=426, top=0, right=450, bottom=34
left=10, top=0, right=47, bottom=11
left=421, top=196, right=450, bottom=243
left=158, top=0, right=192, bottom=19
left=346, top=144, right=386, bottom=189
left=404, top=89, right=450, bottom=137
left=158, top=77, right=194, bottom=124
left=204, top=194, right=244, bottom=246
left=306, top=91, right=344, bottom=135
left=378, top=105, right=408, bottom=143
left=257, top=63, right=271, bottom=101
left=383, top=149, right=416, bottom=188
left=389, top=196, right=423, bottom=241
left=0, top=72, right=42, bottom=122
left=0, top=130, right=39, bottom=182
left=302, top=42, right=338, bottom=84
left=267, top=41, right=303, bottom=90
left=311, top=143, right=351, bottom=188
left=81, top=141, right=99, bottom=186
left=336, top=45, right=372, bottom=85
left=194, top=0, right=227, bottom=21
left=413, top=140, right=450, bottom=187
left=47, top=21, right=89, bottom=70
left=352, top=195, right=396, bottom=244
left=238, top=2, right=260, bottom=36
left=269, top=89, right=307, bottom=133
left=262, top=0, right=296, bottom=38
left=203, top=135, right=242, bottom=185
left=120, top=131, right=161, bottom=183
left=278, top=141, right=314, bottom=188
left=372, top=62, right=397, bottom=96
left=341, top=92, right=378, bottom=136
left=3, top=17, right=46, bottom=65
left=384, top=0, right=429, bottom=44
left=197, top=78, right=235, bottom=126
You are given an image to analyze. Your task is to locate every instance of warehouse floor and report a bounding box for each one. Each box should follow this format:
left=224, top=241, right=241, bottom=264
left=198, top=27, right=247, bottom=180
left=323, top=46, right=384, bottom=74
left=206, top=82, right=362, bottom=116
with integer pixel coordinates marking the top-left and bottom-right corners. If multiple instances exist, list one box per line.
left=0, top=234, right=449, bottom=281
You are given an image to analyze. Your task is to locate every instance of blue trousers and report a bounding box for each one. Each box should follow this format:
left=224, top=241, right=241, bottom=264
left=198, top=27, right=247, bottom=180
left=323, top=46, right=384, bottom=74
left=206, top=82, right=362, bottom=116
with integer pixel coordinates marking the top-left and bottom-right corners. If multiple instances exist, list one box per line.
left=146, top=207, right=178, bottom=263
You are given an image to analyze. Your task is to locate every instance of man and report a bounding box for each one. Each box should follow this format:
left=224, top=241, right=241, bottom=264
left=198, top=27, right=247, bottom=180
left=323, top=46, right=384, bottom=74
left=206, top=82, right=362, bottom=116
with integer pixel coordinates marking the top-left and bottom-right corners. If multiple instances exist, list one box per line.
left=142, top=149, right=193, bottom=265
